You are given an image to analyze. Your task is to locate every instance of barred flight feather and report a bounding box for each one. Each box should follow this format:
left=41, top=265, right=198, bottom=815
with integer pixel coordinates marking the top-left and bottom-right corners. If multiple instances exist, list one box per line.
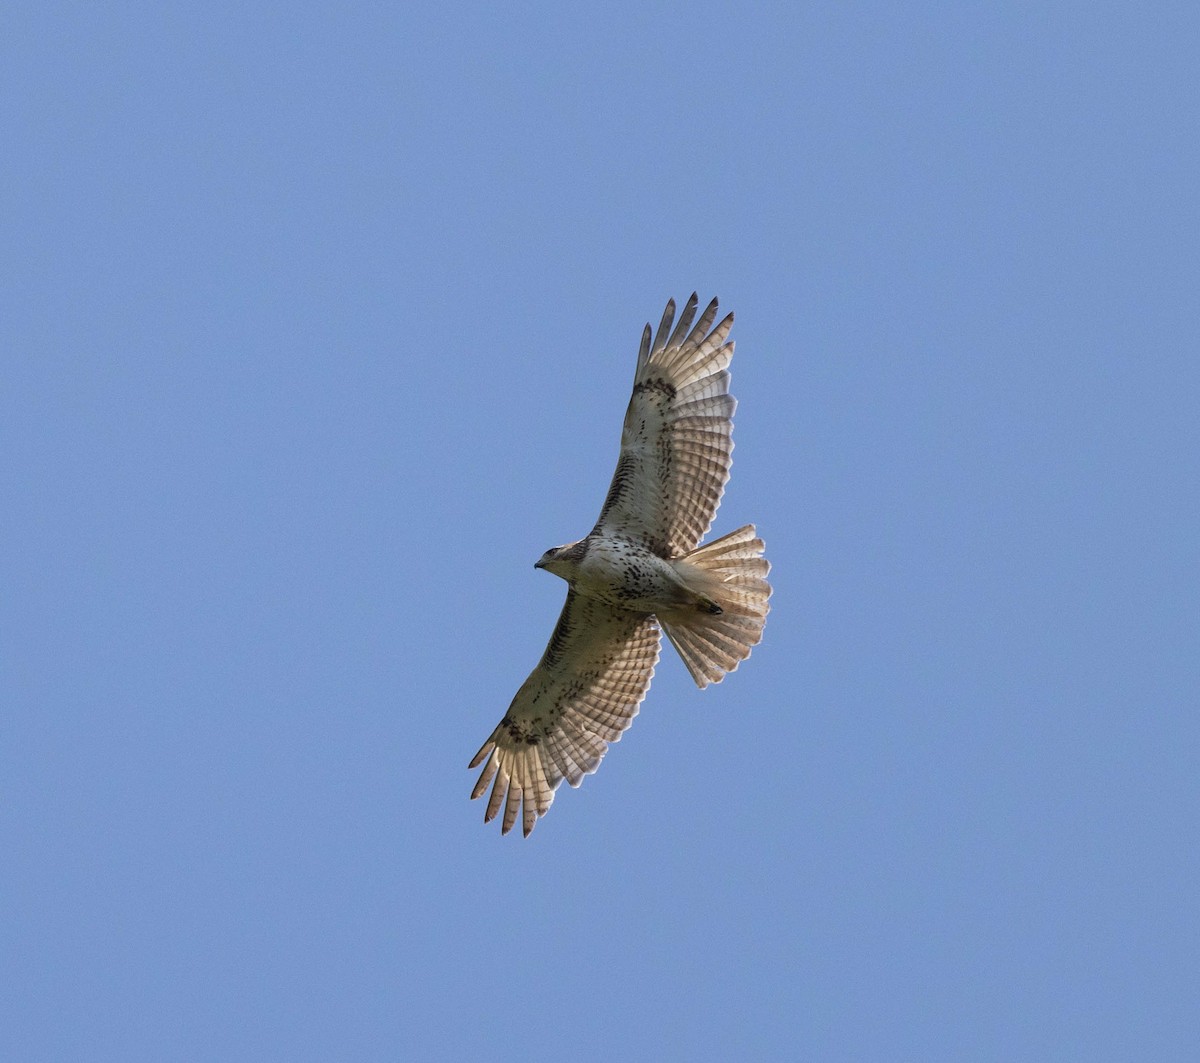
left=469, top=591, right=660, bottom=836
left=597, top=294, right=739, bottom=556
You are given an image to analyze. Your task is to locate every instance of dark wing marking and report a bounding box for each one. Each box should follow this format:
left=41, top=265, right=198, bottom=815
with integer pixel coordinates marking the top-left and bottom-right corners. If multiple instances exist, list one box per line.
left=593, top=294, right=736, bottom=557
left=469, top=591, right=661, bottom=836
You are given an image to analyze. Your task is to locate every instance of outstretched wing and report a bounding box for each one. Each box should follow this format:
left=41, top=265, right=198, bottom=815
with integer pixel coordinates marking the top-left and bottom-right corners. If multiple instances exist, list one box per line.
left=469, top=592, right=661, bottom=836
left=593, top=294, right=736, bottom=557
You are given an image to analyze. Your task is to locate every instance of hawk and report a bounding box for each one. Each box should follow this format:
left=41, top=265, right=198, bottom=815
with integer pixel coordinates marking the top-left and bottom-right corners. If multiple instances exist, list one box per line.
left=469, top=294, right=772, bottom=835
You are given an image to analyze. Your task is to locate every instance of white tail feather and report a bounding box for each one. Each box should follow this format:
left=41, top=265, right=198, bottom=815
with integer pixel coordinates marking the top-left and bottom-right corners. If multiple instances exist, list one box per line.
left=660, top=525, right=771, bottom=688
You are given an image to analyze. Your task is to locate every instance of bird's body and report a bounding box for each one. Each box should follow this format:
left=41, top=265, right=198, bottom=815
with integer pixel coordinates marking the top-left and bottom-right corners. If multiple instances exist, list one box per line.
left=542, top=536, right=707, bottom=614
left=470, top=295, right=772, bottom=836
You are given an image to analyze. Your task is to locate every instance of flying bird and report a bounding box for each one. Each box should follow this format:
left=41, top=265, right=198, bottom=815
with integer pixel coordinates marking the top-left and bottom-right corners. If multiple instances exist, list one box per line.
left=469, top=294, right=771, bottom=835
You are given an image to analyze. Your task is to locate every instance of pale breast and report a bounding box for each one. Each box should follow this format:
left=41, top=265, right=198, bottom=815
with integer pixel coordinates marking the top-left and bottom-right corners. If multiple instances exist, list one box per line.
left=574, top=536, right=691, bottom=613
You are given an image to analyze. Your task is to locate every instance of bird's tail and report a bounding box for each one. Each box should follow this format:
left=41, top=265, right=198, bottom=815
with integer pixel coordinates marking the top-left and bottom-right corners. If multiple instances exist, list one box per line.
left=660, top=524, right=771, bottom=688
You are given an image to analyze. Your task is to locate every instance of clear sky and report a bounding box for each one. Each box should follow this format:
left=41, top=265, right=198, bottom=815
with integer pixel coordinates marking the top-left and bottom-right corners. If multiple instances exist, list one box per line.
left=4, top=3, right=1198, bottom=1060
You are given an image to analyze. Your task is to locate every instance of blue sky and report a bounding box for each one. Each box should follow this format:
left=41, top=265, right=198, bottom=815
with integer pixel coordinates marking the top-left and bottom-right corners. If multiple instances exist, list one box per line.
left=3, top=2, right=1198, bottom=1060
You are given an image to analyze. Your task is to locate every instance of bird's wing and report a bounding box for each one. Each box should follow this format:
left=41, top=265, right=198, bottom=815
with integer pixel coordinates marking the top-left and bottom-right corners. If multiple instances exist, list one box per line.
left=469, top=591, right=661, bottom=836
left=592, top=294, right=736, bottom=557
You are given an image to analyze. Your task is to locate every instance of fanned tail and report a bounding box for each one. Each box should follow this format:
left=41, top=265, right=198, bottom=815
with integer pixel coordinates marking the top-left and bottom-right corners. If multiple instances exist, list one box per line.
left=660, top=524, right=771, bottom=688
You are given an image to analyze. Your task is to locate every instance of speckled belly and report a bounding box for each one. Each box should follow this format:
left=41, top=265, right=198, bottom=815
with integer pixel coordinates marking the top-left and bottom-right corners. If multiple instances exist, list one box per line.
left=574, top=536, right=691, bottom=613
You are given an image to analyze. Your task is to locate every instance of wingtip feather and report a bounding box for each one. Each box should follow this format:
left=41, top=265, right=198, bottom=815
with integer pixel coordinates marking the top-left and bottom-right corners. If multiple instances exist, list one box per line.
left=468, top=738, right=495, bottom=770
left=471, top=750, right=499, bottom=800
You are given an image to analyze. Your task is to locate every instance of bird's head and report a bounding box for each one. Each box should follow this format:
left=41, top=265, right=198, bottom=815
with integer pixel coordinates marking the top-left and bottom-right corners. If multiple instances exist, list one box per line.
left=534, top=541, right=582, bottom=579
